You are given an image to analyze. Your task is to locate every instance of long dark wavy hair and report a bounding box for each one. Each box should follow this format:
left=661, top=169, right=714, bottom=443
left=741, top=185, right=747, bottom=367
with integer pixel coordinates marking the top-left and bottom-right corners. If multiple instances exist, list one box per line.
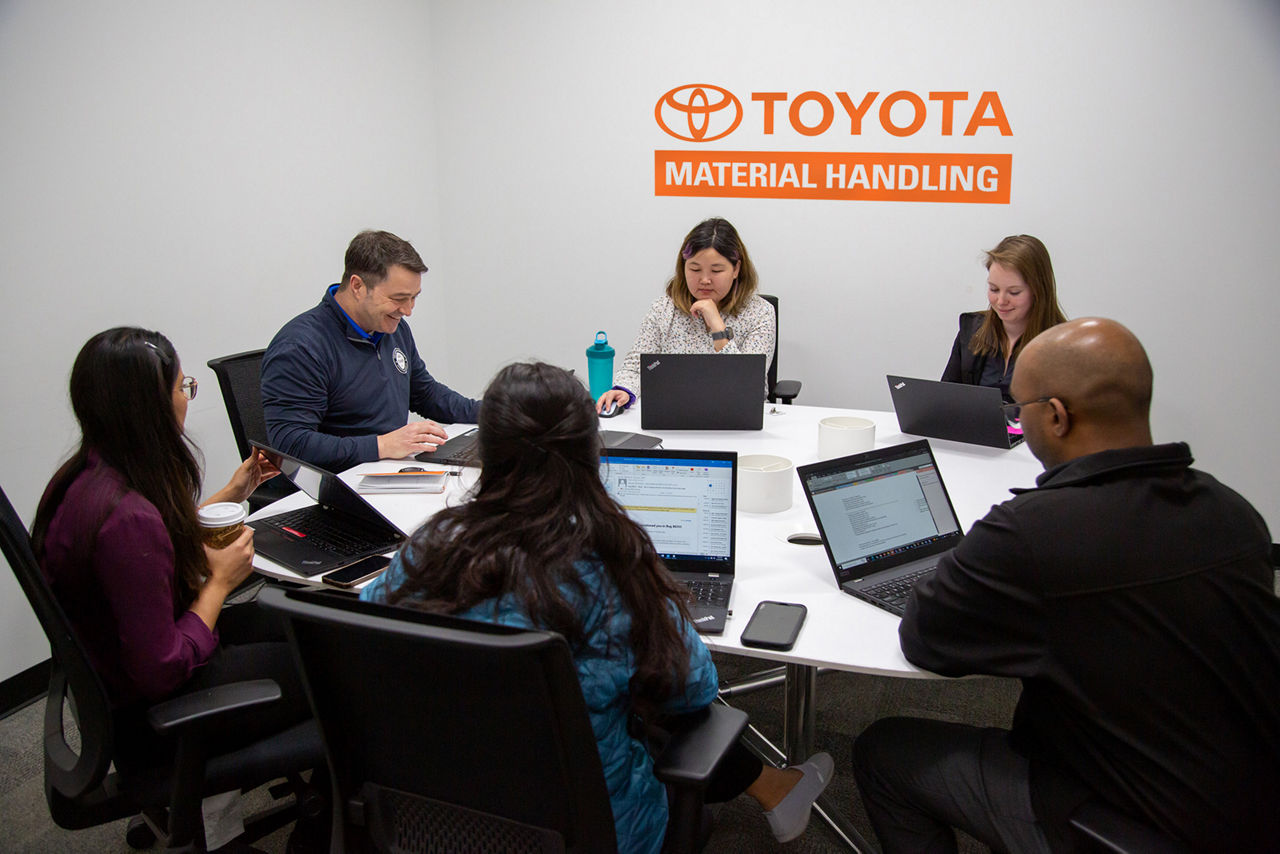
left=32, top=328, right=207, bottom=611
left=387, top=361, right=694, bottom=718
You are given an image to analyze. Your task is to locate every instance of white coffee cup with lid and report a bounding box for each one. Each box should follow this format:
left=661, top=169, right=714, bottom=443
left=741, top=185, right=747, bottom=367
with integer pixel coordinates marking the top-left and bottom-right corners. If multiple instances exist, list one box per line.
left=197, top=502, right=247, bottom=549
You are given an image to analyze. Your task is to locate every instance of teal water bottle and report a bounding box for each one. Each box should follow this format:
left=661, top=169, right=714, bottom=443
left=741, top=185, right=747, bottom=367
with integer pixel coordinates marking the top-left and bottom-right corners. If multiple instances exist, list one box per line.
left=586, top=331, right=615, bottom=400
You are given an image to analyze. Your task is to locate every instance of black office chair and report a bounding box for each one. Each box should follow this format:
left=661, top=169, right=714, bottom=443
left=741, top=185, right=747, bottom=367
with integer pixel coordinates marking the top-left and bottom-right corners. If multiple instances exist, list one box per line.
left=0, top=483, right=324, bottom=851
left=759, top=294, right=802, bottom=405
left=206, top=349, right=297, bottom=512
left=1068, top=798, right=1193, bottom=854
left=260, top=585, right=749, bottom=854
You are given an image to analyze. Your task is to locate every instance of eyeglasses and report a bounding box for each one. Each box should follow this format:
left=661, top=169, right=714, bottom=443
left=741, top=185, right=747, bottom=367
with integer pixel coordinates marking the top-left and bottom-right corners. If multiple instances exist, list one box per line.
left=1000, top=396, right=1063, bottom=422
left=180, top=376, right=198, bottom=401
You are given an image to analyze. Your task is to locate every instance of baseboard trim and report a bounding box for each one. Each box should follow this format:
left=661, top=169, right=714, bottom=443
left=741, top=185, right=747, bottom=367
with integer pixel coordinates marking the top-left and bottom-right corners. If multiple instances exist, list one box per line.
left=0, top=658, right=51, bottom=719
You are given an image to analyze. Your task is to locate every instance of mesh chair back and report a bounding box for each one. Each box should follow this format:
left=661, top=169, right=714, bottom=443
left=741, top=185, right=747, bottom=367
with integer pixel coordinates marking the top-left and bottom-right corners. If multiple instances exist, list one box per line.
left=759, top=294, right=801, bottom=404
left=761, top=294, right=780, bottom=395
left=206, top=350, right=271, bottom=459
left=261, top=586, right=618, bottom=854
left=206, top=349, right=296, bottom=506
left=0, top=485, right=121, bottom=824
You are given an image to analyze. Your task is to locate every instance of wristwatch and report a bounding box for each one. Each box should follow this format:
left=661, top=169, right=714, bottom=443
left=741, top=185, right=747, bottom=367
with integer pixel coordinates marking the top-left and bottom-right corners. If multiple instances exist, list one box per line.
left=711, top=326, right=734, bottom=342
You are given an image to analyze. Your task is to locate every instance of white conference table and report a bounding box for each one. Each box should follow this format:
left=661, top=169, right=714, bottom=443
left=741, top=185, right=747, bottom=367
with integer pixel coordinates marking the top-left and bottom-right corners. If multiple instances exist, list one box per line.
left=250, top=403, right=1043, bottom=851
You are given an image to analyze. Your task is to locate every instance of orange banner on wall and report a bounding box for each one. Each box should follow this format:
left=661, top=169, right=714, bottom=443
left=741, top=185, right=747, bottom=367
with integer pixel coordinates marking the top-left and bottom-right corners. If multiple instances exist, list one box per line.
left=654, top=150, right=1012, bottom=203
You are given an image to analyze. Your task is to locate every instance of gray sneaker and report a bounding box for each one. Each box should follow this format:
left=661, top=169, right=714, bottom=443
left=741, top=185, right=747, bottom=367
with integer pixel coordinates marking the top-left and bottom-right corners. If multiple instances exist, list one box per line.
left=764, top=752, right=835, bottom=842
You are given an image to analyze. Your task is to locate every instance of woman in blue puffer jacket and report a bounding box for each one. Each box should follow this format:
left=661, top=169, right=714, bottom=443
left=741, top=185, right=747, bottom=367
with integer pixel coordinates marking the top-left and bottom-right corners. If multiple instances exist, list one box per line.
left=362, top=361, right=832, bottom=853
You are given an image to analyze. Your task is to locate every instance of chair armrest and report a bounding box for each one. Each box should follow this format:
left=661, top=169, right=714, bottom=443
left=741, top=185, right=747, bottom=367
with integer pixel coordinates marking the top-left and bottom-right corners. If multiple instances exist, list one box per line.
left=146, top=679, right=282, bottom=735
left=1067, top=799, right=1192, bottom=854
left=653, top=705, right=748, bottom=788
left=772, top=380, right=802, bottom=404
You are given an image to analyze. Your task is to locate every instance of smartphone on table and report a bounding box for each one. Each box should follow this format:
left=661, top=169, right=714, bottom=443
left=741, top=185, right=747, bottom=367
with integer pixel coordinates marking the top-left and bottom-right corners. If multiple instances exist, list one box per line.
left=321, top=554, right=392, bottom=589
left=740, top=600, right=808, bottom=650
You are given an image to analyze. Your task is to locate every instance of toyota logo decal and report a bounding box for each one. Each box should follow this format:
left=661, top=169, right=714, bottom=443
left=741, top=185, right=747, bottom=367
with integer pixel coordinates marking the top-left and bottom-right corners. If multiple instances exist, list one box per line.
left=655, top=84, right=743, bottom=142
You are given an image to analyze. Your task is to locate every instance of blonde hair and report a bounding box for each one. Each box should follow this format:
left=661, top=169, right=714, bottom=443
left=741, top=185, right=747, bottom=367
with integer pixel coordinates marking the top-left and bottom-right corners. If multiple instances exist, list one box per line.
left=971, top=234, right=1066, bottom=360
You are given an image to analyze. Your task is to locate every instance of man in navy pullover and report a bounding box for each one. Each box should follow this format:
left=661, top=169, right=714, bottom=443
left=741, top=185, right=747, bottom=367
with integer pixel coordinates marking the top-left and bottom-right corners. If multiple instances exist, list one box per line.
left=262, top=230, right=481, bottom=472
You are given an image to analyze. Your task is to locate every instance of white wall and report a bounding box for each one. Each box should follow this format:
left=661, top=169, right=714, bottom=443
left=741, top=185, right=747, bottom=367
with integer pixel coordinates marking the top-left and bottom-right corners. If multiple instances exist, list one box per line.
left=2, top=0, right=1277, bottom=683
left=425, top=0, right=1280, bottom=511
left=0, top=0, right=447, bottom=681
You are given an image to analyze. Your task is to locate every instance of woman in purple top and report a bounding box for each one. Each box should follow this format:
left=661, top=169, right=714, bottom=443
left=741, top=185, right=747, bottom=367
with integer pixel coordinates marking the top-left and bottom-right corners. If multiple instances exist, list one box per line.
left=31, top=327, right=308, bottom=768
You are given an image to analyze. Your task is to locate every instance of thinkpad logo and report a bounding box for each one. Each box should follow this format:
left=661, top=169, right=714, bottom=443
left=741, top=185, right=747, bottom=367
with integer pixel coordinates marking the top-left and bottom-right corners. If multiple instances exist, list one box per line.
left=694, top=614, right=716, bottom=624
left=894, top=382, right=906, bottom=390
left=646, top=359, right=662, bottom=371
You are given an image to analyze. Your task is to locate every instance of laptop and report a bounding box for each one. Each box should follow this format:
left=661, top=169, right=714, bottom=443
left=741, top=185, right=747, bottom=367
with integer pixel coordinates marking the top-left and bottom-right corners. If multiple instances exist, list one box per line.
left=249, top=441, right=406, bottom=577
left=640, top=354, right=766, bottom=431
left=797, top=440, right=964, bottom=617
left=420, top=428, right=663, bottom=467
left=599, top=447, right=738, bottom=634
left=886, top=375, right=1024, bottom=449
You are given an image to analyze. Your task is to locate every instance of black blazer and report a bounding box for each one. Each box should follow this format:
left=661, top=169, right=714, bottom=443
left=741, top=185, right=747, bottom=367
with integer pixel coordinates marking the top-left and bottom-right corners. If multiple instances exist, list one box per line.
left=941, top=311, right=989, bottom=385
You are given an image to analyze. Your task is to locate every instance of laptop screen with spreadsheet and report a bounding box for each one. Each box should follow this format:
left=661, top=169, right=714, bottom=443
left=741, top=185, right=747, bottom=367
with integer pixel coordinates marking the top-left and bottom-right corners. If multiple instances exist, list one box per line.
left=799, top=440, right=962, bottom=584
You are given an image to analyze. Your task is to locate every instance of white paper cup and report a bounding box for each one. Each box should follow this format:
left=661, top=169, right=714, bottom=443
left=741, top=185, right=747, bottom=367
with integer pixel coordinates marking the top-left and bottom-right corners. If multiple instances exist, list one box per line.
left=818, top=416, right=876, bottom=460
left=197, top=502, right=247, bottom=549
left=737, top=454, right=794, bottom=514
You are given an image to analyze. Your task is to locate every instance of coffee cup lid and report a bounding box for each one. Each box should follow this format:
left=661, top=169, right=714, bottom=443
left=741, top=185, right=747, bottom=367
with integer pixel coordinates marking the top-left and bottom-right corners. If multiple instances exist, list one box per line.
left=197, top=502, right=246, bottom=528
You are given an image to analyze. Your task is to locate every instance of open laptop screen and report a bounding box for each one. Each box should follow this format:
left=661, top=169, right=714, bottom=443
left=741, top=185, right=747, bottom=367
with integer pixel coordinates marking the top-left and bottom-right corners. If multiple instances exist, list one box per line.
left=250, top=440, right=403, bottom=533
left=599, top=449, right=737, bottom=571
left=799, top=441, right=960, bottom=576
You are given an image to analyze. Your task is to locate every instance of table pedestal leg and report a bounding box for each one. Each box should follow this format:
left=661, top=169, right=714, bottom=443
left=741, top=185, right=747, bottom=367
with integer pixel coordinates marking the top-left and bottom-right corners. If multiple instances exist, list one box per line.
left=784, top=662, right=816, bottom=761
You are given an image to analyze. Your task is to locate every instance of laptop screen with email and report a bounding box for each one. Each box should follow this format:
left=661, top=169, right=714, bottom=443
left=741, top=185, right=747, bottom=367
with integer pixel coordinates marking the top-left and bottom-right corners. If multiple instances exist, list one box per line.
left=599, top=448, right=736, bottom=572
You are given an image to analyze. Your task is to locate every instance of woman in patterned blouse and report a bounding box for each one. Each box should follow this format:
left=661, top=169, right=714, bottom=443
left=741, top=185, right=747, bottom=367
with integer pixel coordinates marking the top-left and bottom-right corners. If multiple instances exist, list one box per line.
left=597, top=217, right=776, bottom=413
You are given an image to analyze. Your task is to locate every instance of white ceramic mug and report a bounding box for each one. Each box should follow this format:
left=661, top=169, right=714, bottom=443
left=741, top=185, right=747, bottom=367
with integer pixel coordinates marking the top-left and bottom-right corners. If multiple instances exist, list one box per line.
left=817, top=416, right=876, bottom=460
left=737, top=454, right=794, bottom=513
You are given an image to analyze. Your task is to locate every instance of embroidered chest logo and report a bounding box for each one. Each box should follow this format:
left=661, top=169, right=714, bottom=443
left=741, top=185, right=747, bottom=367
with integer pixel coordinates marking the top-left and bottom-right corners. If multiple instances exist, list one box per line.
left=392, top=348, right=408, bottom=374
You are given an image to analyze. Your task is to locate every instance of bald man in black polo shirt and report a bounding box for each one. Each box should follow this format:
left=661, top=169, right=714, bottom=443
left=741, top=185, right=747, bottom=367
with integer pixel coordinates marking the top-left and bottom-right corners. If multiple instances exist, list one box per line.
left=854, top=318, right=1280, bottom=853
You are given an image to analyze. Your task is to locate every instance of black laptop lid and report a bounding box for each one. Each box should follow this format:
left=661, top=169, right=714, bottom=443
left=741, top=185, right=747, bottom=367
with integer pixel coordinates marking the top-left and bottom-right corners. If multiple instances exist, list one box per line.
left=640, top=354, right=766, bottom=430
left=886, top=375, right=1021, bottom=448
left=797, top=440, right=963, bottom=586
left=599, top=447, right=737, bottom=575
left=250, top=441, right=404, bottom=535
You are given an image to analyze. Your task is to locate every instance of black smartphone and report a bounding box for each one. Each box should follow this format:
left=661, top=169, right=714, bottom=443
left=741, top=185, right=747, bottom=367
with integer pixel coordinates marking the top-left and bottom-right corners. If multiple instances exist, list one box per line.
left=740, top=600, right=807, bottom=650
left=321, top=554, right=392, bottom=589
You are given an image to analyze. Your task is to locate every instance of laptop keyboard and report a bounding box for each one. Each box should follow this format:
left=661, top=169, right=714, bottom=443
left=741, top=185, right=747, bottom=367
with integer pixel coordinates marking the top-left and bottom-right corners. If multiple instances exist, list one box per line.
left=683, top=579, right=732, bottom=608
left=423, top=434, right=480, bottom=467
left=438, top=442, right=478, bottom=465
left=863, top=565, right=936, bottom=611
left=260, top=508, right=398, bottom=557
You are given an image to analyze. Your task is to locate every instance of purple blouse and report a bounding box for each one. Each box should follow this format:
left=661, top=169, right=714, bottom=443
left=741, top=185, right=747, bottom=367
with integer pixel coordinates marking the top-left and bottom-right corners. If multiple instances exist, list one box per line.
left=39, top=452, right=217, bottom=706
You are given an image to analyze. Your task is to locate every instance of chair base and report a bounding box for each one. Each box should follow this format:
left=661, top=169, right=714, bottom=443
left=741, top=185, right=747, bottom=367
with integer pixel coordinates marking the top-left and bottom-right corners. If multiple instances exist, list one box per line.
left=124, top=775, right=318, bottom=853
